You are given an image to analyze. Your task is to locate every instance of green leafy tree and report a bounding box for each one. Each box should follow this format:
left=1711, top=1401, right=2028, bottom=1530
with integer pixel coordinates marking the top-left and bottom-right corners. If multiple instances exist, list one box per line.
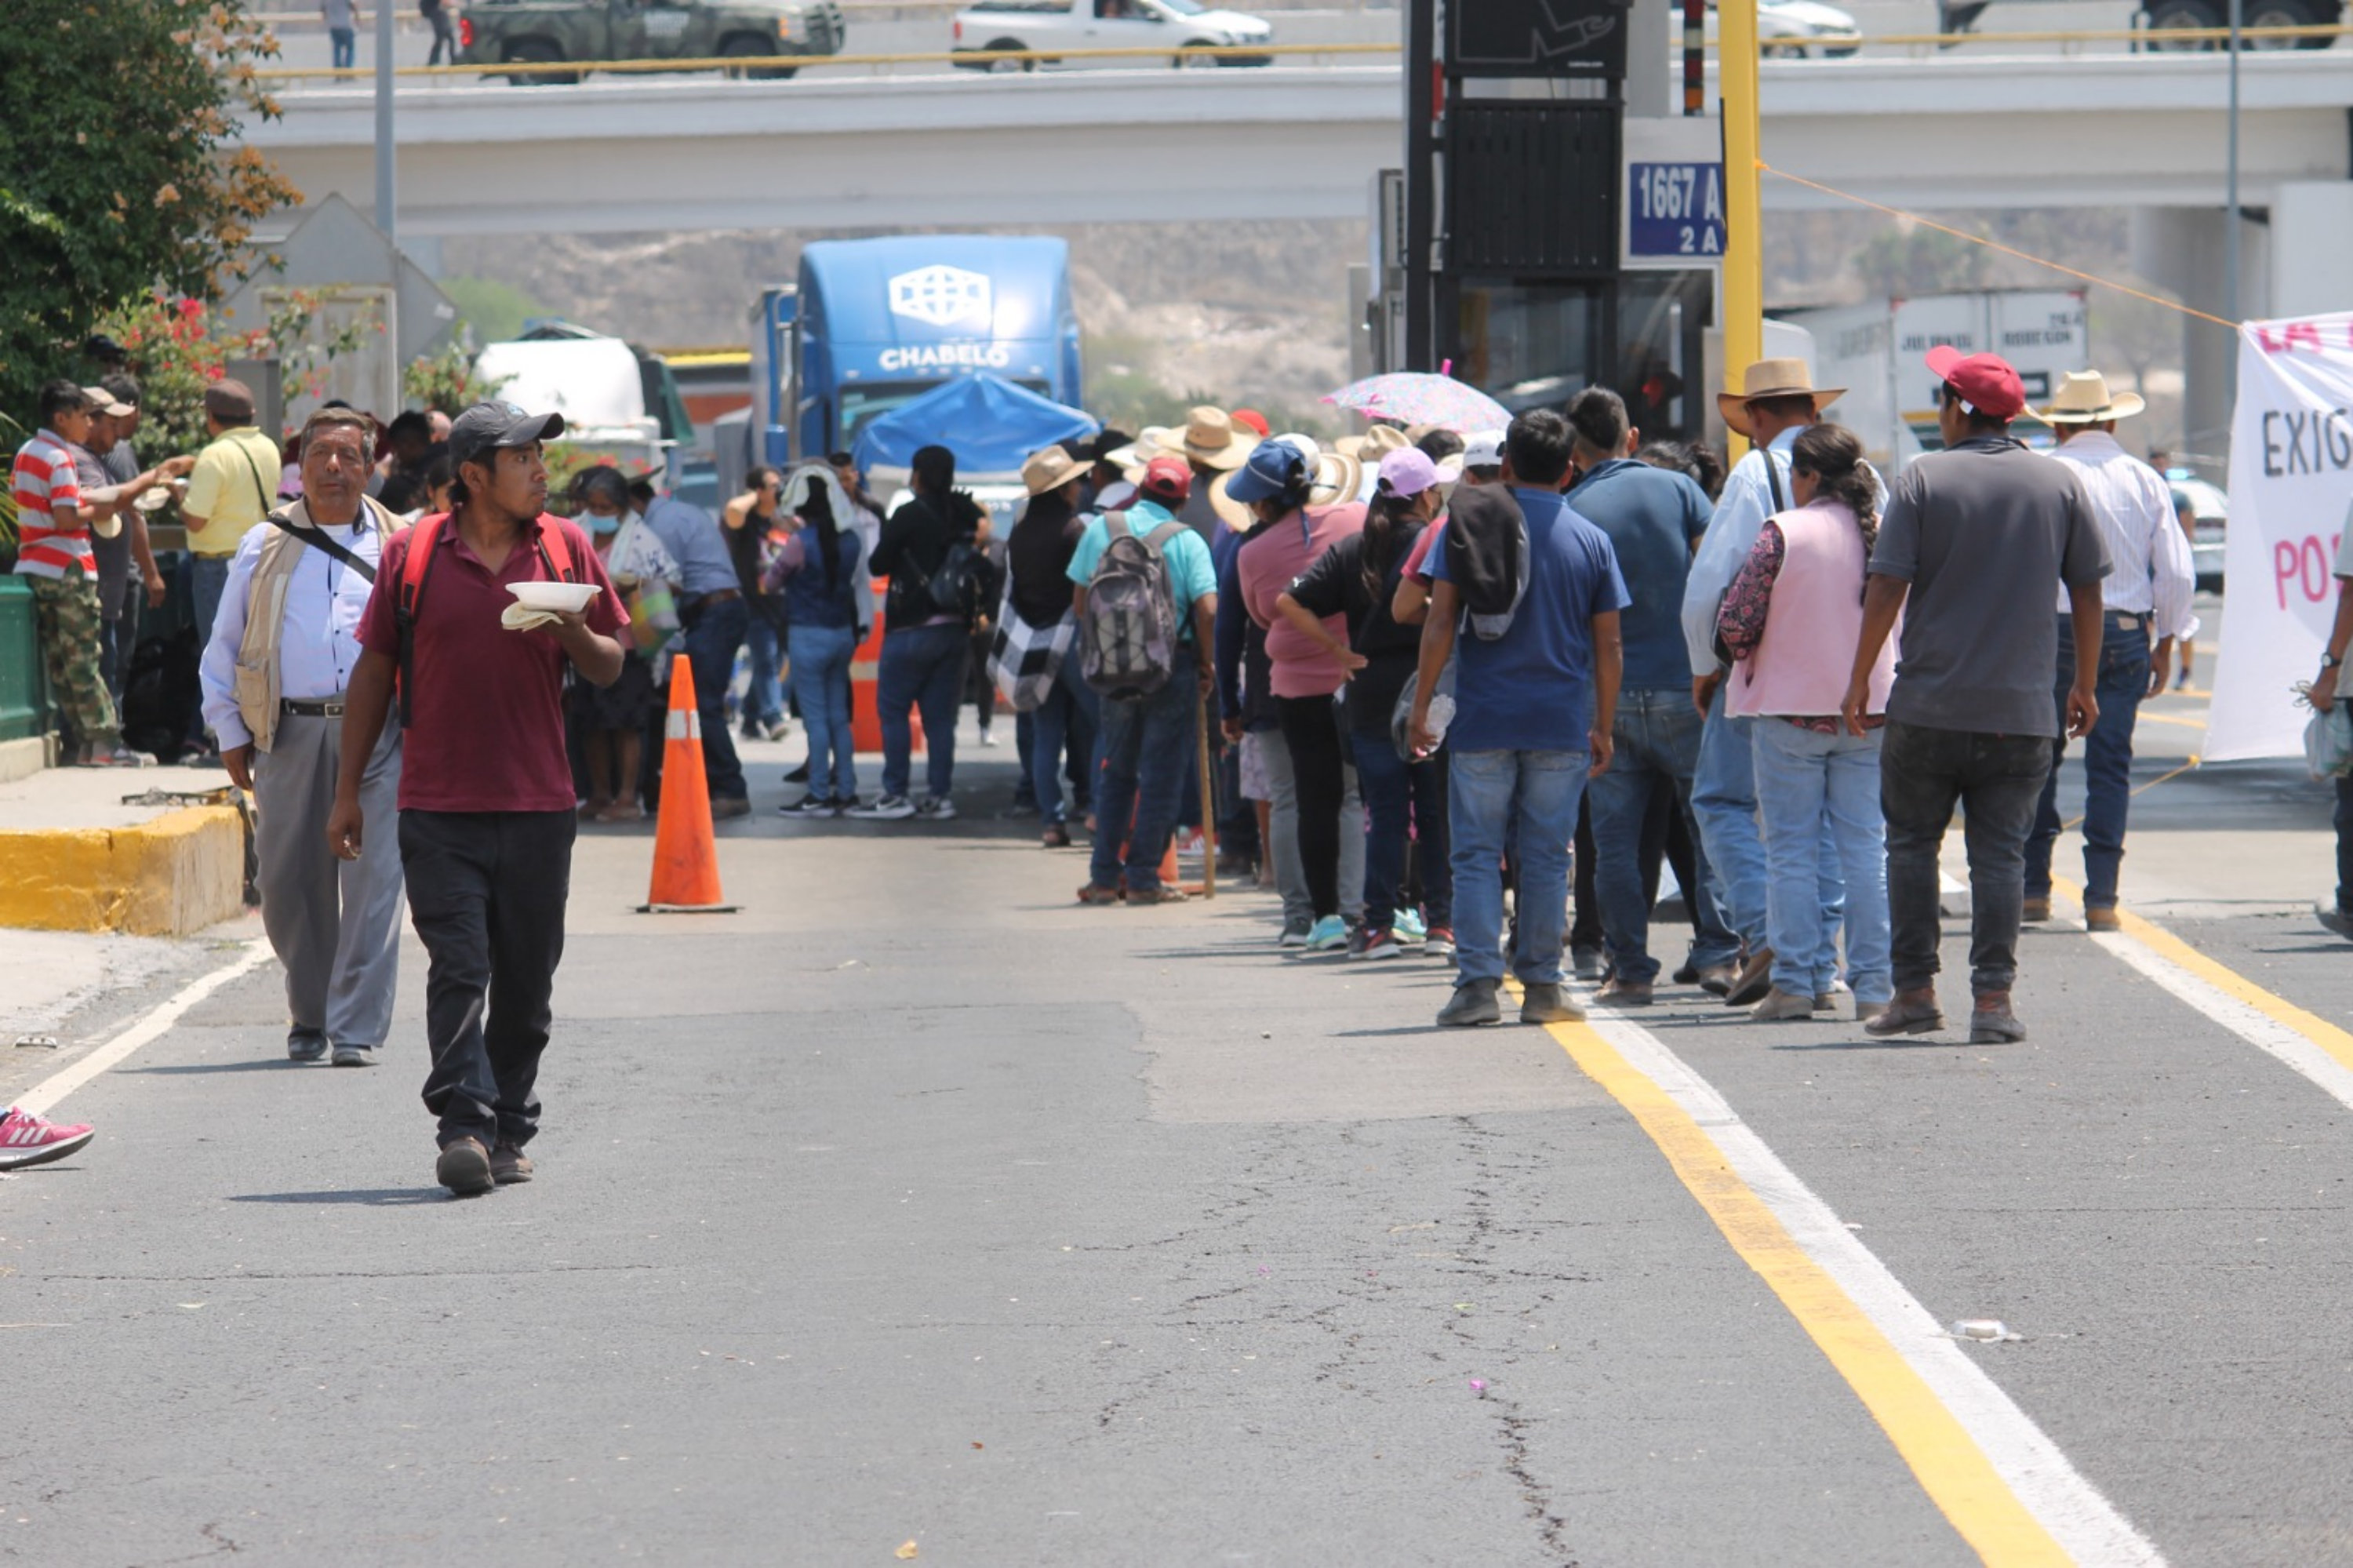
left=0, top=1, right=297, bottom=415
left=1851, top=222, right=1991, bottom=299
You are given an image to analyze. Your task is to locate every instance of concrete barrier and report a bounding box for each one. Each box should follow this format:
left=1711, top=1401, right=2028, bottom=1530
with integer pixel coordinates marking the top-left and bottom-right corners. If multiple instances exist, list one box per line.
left=0, top=806, right=245, bottom=936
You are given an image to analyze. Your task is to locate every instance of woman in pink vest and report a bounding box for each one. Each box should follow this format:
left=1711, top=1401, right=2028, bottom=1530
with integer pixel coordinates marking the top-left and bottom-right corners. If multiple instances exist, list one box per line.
left=1715, top=424, right=1897, bottom=1024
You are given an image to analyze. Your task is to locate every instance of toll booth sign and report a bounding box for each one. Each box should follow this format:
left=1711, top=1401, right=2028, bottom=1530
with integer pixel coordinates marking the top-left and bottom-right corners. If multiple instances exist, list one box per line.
left=1627, top=162, right=1726, bottom=260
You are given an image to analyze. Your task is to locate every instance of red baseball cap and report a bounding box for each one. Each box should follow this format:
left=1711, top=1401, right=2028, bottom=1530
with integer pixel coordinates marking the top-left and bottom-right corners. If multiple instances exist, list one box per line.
left=1140, top=454, right=1192, bottom=504
left=1229, top=408, right=1271, bottom=438
left=1925, top=345, right=2029, bottom=421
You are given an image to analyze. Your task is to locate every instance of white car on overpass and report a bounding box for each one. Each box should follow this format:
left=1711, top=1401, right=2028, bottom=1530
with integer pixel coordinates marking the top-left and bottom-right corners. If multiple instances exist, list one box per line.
left=951, top=0, right=1275, bottom=69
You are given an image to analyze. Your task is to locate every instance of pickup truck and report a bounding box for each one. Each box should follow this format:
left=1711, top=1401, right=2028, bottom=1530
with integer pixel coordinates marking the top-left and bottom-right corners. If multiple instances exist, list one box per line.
left=1937, top=0, right=2339, bottom=47
left=457, top=0, right=848, bottom=85
left=950, top=0, right=1274, bottom=69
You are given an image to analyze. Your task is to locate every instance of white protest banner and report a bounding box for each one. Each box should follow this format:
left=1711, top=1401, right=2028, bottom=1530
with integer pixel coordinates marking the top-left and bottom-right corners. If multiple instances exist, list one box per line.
left=2206, top=312, right=2353, bottom=762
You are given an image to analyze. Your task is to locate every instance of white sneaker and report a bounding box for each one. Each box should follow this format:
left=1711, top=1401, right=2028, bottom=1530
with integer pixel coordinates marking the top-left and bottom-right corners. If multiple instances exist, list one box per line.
left=847, top=795, right=917, bottom=820
left=979, top=730, right=1001, bottom=748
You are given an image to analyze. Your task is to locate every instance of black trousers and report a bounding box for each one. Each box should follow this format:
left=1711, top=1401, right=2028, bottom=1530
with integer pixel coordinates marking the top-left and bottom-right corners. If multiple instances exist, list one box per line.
left=1275, top=693, right=1349, bottom=919
left=399, top=809, right=576, bottom=1151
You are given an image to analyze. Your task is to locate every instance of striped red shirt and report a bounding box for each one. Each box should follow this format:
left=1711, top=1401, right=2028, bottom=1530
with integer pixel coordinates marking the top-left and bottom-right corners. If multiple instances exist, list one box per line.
left=10, top=431, right=89, bottom=580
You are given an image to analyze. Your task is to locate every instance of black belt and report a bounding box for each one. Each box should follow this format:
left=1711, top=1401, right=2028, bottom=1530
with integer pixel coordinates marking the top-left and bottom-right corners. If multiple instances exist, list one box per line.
left=691, top=588, right=742, bottom=606
left=281, top=697, right=345, bottom=717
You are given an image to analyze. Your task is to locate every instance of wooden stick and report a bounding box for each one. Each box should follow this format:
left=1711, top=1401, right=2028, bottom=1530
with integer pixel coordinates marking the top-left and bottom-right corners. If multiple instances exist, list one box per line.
left=1197, top=694, right=1218, bottom=900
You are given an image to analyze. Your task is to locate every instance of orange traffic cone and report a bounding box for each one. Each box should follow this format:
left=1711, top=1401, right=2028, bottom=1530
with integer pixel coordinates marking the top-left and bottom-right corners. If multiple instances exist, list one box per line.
left=639, top=659, right=740, bottom=914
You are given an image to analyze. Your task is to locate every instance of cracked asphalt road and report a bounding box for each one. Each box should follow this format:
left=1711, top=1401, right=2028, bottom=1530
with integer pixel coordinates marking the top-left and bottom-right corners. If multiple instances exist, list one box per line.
left=6, top=690, right=2351, bottom=1566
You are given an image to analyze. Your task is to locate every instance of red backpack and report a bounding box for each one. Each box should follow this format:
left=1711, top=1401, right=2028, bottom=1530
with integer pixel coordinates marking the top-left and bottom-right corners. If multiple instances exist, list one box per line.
left=392, top=511, right=584, bottom=726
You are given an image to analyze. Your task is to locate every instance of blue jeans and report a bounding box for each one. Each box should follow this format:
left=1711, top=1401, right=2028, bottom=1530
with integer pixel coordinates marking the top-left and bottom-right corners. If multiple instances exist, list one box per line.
left=683, top=594, right=749, bottom=802
left=1355, top=737, right=1450, bottom=931
left=2337, top=775, right=2353, bottom=914
left=188, top=554, right=234, bottom=745
left=1090, top=678, right=1198, bottom=891
left=1753, top=719, right=1892, bottom=1005
left=878, top=621, right=965, bottom=801
left=1030, top=662, right=1099, bottom=825
left=1449, top=748, right=1587, bottom=986
left=1587, top=687, right=1740, bottom=982
left=743, top=613, right=785, bottom=731
left=787, top=620, right=857, bottom=802
left=330, top=27, right=355, bottom=68
left=2025, top=614, right=2152, bottom=910
left=1691, top=693, right=1770, bottom=948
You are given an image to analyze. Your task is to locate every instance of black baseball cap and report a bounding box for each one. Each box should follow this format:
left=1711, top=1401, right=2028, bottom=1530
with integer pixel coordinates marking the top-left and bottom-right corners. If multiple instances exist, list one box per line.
left=449, top=401, right=566, bottom=470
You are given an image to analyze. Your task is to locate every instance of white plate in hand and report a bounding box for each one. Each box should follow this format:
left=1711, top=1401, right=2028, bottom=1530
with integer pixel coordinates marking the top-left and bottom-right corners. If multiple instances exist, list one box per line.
left=508, top=580, right=598, bottom=613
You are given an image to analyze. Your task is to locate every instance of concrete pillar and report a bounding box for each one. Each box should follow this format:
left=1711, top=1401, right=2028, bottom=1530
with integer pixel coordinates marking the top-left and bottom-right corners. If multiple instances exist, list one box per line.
left=2271, top=182, right=2353, bottom=319
left=2132, top=206, right=2268, bottom=462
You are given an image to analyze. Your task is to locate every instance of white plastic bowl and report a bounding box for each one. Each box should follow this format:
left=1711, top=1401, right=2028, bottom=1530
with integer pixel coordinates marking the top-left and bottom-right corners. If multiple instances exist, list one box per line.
left=508, top=581, right=598, bottom=613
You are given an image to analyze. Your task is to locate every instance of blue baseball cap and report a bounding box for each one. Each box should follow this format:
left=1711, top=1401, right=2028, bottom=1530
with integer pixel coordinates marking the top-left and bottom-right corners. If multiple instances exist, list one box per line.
left=1223, top=438, right=1307, bottom=504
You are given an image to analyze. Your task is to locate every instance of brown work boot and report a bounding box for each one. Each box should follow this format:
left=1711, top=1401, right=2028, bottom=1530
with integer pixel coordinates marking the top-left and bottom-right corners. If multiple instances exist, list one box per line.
left=435, top=1137, right=493, bottom=1197
left=2021, top=897, right=2052, bottom=922
left=1750, top=986, right=1818, bottom=1021
left=1693, top=962, right=1737, bottom=997
left=1864, top=989, right=1945, bottom=1039
left=489, top=1141, right=534, bottom=1185
left=2084, top=906, right=2121, bottom=933
left=1723, top=947, right=1776, bottom=1007
left=1969, top=992, right=2028, bottom=1043
left=1595, top=976, right=1653, bottom=1006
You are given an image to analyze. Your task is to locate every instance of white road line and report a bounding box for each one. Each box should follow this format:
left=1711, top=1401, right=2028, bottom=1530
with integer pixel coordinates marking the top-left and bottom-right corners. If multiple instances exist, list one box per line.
left=1586, top=1010, right=2167, bottom=1566
left=2090, top=932, right=2353, bottom=1114
left=15, top=940, right=274, bottom=1119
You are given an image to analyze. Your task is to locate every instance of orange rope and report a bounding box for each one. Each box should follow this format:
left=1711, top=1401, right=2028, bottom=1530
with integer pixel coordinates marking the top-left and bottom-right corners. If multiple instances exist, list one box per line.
left=1758, top=162, right=2242, bottom=331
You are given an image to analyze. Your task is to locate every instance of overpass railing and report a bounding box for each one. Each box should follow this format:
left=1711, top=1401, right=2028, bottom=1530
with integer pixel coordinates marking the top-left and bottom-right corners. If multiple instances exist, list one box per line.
left=249, top=25, right=2352, bottom=84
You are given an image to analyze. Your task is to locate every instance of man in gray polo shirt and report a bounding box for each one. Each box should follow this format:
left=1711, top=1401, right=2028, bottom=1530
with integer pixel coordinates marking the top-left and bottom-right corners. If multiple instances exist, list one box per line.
left=1842, top=349, right=2108, bottom=1045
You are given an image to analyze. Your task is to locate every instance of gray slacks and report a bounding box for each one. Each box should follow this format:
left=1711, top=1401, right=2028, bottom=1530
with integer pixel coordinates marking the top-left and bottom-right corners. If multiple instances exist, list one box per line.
left=252, top=711, right=405, bottom=1046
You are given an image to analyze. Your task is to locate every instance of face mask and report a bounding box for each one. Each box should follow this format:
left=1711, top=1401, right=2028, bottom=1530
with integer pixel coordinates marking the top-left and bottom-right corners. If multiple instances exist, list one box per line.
left=587, top=511, right=621, bottom=536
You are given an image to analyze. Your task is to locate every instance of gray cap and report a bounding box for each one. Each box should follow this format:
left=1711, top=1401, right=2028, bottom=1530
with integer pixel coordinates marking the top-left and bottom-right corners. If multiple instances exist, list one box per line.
left=449, top=401, right=566, bottom=471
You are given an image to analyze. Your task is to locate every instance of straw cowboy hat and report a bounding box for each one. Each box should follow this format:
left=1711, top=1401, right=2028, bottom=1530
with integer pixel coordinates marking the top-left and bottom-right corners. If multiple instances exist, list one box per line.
left=1021, top=445, right=1090, bottom=497
left=1717, top=358, right=1845, bottom=438
left=2038, top=369, right=2146, bottom=424
left=1336, top=424, right=1412, bottom=461
left=1209, top=436, right=1362, bottom=533
left=1147, top=406, right=1257, bottom=471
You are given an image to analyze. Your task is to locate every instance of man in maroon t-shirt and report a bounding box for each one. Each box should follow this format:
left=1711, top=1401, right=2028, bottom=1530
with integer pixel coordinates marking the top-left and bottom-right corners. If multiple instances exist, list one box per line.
left=329, top=402, right=627, bottom=1197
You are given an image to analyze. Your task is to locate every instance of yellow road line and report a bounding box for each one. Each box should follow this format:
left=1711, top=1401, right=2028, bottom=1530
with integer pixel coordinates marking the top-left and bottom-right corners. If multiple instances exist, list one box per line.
left=1538, top=1009, right=2076, bottom=1565
left=2134, top=711, right=2206, bottom=731
left=2057, top=876, right=2353, bottom=1079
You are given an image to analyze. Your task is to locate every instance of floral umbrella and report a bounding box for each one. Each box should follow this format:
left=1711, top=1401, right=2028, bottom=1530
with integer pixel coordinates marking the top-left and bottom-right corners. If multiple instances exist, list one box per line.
left=1323, top=372, right=1511, bottom=434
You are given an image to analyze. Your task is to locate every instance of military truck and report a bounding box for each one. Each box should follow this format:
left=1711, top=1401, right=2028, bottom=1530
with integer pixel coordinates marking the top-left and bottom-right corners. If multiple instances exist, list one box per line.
left=456, top=0, right=848, bottom=85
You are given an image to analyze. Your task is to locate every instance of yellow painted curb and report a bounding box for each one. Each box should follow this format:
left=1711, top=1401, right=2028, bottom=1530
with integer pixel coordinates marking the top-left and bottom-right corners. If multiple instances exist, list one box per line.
left=0, top=806, right=245, bottom=936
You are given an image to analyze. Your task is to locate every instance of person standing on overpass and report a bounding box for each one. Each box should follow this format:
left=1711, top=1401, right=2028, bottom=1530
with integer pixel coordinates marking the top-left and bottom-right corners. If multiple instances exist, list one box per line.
left=2022, top=371, right=2196, bottom=933
left=1843, top=350, right=2108, bottom=1046
left=328, top=403, right=628, bottom=1197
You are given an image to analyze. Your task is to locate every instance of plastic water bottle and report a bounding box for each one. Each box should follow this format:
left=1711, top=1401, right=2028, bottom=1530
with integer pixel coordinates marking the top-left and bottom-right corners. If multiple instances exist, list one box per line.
left=1422, top=694, right=1456, bottom=752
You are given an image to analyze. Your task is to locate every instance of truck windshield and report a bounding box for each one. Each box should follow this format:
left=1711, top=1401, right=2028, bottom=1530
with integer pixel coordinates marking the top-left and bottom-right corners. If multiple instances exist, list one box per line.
left=838, top=379, right=1054, bottom=446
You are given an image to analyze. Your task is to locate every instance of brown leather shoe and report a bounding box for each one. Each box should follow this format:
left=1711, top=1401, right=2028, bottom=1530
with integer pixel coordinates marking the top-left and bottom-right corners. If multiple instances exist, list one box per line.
left=2084, top=906, right=2121, bottom=933
left=1694, top=963, right=1737, bottom=997
left=1751, top=986, right=1818, bottom=1021
left=435, top=1137, right=493, bottom=1197
left=2022, top=897, right=2052, bottom=922
left=1969, top=993, right=2028, bottom=1043
left=1864, top=991, right=1945, bottom=1038
left=1596, top=977, right=1653, bottom=1006
left=489, top=1142, right=533, bottom=1185
left=711, top=795, right=752, bottom=820
left=1723, top=947, right=1776, bottom=1007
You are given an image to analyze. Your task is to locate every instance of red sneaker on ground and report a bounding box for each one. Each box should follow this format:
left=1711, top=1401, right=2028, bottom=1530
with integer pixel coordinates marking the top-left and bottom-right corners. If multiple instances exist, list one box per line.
left=0, top=1108, right=95, bottom=1170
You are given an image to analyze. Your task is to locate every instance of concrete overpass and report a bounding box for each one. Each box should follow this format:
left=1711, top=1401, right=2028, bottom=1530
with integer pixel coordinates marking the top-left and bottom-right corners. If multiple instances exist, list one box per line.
left=245, top=52, right=2353, bottom=235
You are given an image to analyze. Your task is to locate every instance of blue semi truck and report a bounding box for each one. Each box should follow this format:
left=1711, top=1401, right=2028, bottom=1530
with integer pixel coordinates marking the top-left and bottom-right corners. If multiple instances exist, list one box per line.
left=744, top=235, right=1086, bottom=469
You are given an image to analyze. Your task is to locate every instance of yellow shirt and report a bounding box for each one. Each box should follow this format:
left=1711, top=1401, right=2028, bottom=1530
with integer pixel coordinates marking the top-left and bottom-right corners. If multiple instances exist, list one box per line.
left=183, top=427, right=285, bottom=558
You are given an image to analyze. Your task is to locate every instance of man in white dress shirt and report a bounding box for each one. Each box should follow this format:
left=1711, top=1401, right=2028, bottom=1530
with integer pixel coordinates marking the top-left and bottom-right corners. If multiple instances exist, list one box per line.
left=2021, top=371, right=2196, bottom=932
left=199, top=408, right=406, bottom=1066
left=1679, top=358, right=1845, bottom=1005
